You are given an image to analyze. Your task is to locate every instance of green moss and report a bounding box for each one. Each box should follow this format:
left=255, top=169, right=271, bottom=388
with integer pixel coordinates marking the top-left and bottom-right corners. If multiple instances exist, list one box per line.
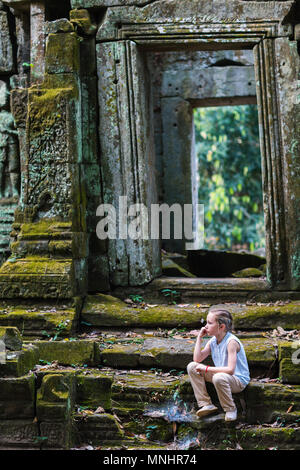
left=82, top=295, right=300, bottom=330
left=232, top=267, right=264, bottom=278
left=0, top=257, right=72, bottom=276
left=0, top=306, right=77, bottom=337
left=29, top=87, right=73, bottom=138
left=82, top=293, right=206, bottom=328
left=239, top=427, right=300, bottom=450
left=76, top=371, right=113, bottom=409
left=45, top=32, right=80, bottom=74
left=36, top=340, right=95, bottom=366
left=19, top=220, right=72, bottom=240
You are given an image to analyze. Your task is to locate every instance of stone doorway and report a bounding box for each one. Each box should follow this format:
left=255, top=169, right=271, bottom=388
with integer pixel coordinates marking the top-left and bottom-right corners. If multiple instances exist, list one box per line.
left=97, top=12, right=298, bottom=291
left=148, top=47, right=266, bottom=280
left=69, top=0, right=299, bottom=296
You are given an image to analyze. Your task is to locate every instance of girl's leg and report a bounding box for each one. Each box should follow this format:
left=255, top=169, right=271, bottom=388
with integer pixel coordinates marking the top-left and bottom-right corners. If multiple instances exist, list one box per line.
left=212, top=372, right=244, bottom=411
left=187, top=361, right=213, bottom=408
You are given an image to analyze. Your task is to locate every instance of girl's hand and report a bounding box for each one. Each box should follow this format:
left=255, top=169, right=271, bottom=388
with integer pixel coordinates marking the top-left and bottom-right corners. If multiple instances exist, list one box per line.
left=195, top=364, right=206, bottom=375
left=199, top=327, right=208, bottom=338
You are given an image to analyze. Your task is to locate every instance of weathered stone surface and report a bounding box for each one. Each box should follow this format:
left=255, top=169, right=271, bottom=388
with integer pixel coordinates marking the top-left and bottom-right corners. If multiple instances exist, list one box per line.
left=30, top=2, right=45, bottom=83
left=82, top=293, right=208, bottom=328
left=162, top=257, right=196, bottom=278
left=279, top=341, right=300, bottom=384
left=238, top=426, right=300, bottom=450
left=232, top=267, right=265, bottom=278
left=0, top=326, right=22, bottom=350
left=0, top=373, right=35, bottom=419
left=111, top=370, right=181, bottom=415
left=0, top=419, right=39, bottom=448
left=244, top=381, right=300, bottom=423
left=39, top=421, right=73, bottom=449
left=36, top=339, right=95, bottom=366
left=76, top=371, right=113, bottom=409
left=45, top=32, right=80, bottom=74
left=82, top=294, right=300, bottom=330
left=69, top=9, right=97, bottom=35
left=162, top=66, right=256, bottom=102
left=71, top=0, right=150, bottom=7
left=37, top=373, right=75, bottom=421
left=0, top=302, right=77, bottom=337
left=0, top=343, right=38, bottom=377
left=45, top=19, right=74, bottom=35
left=0, top=258, right=76, bottom=299
left=97, top=40, right=160, bottom=286
left=273, top=38, right=300, bottom=290
left=96, top=0, right=294, bottom=41
left=0, top=10, right=13, bottom=73
left=99, top=336, right=277, bottom=375
left=75, top=413, right=125, bottom=446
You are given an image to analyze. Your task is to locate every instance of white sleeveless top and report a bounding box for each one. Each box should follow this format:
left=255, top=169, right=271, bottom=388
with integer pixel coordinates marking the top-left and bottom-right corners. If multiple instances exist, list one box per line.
left=209, top=332, right=250, bottom=387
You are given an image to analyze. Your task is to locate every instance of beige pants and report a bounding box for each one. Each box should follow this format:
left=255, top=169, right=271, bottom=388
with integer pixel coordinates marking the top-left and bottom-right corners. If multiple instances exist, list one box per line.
left=187, top=361, right=245, bottom=412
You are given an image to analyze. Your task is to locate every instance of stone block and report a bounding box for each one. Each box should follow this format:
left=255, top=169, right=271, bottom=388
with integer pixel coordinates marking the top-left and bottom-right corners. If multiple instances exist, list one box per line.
left=0, top=10, right=13, bottom=73
left=45, top=19, right=74, bottom=35
left=0, top=303, right=77, bottom=337
left=36, top=340, right=95, bottom=366
left=0, top=326, right=22, bottom=350
left=76, top=371, right=113, bottom=409
left=279, top=341, right=300, bottom=384
left=244, top=382, right=300, bottom=423
left=0, top=420, right=39, bottom=449
left=0, top=257, right=76, bottom=299
left=45, top=32, right=80, bottom=74
left=39, top=421, right=73, bottom=449
left=69, top=9, right=97, bottom=36
left=0, top=373, right=35, bottom=419
left=75, top=413, right=124, bottom=446
left=37, top=373, right=75, bottom=422
left=0, top=343, right=38, bottom=377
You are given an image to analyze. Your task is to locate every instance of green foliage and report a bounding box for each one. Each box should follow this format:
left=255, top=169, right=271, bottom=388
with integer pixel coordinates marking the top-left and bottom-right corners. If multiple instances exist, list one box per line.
left=160, top=289, right=181, bottom=304
left=129, top=294, right=145, bottom=304
left=194, top=105, right=265, bottom=251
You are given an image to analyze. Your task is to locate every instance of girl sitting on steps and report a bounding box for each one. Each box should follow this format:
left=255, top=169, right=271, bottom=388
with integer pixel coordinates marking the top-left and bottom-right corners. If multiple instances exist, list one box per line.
left=187, top=307, right=250, bottom=422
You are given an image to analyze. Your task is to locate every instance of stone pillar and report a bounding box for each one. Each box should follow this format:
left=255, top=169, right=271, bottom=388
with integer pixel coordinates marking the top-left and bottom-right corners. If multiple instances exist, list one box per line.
left=161, top=96, right=197, bottom=254
left=0, top=22, right=89, bottom=299
left=30, top=1, right=45, bottom=84
left=274, top=38, right=300, bottom=290
left=97, top=40, right=161, bottom=286
left=0, top=3, right=14, bottom=74
left=254, top=38, right=300, bottom=290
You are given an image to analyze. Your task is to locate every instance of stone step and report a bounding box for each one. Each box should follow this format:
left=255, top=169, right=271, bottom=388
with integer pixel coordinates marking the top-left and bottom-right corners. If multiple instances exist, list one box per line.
left=111, top=277, right=300, bottom=303
left=81, top=293, right=300, bottom=330
left=0, top=367, right=299, bottom=449
left=98, top=335, right=278, bottom=379
left=2, top=326, right=298, bottom=384
left=0, top=301, right=79, bottom=337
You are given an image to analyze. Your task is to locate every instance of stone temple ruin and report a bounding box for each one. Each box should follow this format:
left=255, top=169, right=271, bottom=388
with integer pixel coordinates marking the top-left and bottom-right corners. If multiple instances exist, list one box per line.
left=0, top=0, right=299, bottom=450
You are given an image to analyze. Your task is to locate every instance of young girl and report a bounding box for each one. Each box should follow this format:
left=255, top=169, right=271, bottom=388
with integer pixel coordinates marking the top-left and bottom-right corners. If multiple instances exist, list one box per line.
left=187, top=307, right=250, bottom=421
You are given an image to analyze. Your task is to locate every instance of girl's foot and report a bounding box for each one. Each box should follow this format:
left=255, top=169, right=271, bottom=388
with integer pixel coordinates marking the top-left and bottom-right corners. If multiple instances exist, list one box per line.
left=225, top=409, right=237, bottom=421
left=196, top=404, right=218, bottom=418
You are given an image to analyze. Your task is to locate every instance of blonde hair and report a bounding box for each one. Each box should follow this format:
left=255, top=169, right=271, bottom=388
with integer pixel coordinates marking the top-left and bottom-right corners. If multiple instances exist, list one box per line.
left=209, top=307, right=233, bottom=332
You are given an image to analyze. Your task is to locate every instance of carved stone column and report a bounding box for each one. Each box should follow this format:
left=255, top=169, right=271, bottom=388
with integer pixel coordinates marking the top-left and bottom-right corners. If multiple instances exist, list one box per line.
left=30, top=1, right=45, bottom=84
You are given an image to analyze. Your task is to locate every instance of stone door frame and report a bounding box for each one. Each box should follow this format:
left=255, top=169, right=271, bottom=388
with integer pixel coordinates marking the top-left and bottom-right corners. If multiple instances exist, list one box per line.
left=96, top=3, right=299, bottom=289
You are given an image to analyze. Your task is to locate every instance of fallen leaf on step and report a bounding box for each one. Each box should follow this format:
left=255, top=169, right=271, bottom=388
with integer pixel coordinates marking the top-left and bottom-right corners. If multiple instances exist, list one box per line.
left=94, top=406, right=105, bottom=414
left=287, top=404, right=294, bottom=413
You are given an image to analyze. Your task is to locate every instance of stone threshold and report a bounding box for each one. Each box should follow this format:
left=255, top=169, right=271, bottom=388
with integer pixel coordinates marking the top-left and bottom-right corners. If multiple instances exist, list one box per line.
left=81, top=293, right=300, bottom=330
